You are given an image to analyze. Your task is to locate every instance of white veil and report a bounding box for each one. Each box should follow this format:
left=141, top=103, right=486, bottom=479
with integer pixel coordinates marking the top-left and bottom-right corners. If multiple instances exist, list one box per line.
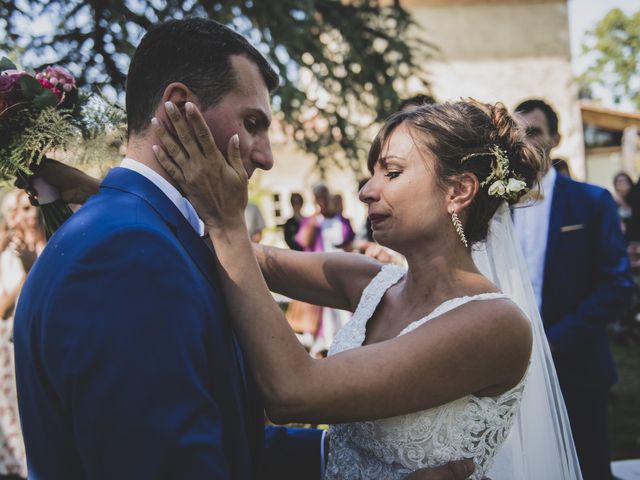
left=472, top=203, right=583, bottom=479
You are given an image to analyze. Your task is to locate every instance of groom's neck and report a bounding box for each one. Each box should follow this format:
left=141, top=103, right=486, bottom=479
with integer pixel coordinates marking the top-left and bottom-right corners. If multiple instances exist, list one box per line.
left=125, top=133, right=181, bottom=192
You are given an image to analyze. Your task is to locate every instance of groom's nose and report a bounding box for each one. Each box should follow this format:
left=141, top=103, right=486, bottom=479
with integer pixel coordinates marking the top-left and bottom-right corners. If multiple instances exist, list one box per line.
left=251, top=136, right=274, bottom=171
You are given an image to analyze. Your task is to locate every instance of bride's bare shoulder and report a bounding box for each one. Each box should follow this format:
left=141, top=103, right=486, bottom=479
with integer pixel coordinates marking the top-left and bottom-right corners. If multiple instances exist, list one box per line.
left=459, top=297, right=532, bottom=349
left=416, top=296, right=532, bottom=393
left=464, top=297, right=533, bottom=389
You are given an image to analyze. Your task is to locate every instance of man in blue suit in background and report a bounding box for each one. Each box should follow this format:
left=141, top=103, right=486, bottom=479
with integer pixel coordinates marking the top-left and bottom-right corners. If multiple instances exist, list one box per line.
left=513, top=99, right=633, bottom=480
left=14, top=17, right=472, bottom=480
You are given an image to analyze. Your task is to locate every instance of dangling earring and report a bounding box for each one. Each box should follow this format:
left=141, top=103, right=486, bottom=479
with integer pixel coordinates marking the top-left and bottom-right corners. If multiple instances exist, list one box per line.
left=450, top=209, right=468, bottom=248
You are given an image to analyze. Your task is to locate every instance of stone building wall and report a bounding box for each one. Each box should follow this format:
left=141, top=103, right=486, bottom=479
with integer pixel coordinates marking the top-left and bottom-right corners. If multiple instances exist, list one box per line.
left=261, top=0, right=582, bottom=238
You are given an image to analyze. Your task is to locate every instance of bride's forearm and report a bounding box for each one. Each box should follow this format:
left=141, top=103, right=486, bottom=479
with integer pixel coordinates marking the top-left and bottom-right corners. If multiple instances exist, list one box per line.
left=251, top=243, right=373, bottom=311
left=209, top=223, right=315, bottom=413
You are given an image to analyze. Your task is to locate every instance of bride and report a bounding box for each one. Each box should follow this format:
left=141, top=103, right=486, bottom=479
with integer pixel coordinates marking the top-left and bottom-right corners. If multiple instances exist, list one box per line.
left=154, top=98, right=576, bottom=478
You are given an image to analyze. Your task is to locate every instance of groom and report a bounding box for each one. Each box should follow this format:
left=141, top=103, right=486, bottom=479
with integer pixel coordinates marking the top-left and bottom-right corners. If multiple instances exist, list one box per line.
left=14, top=18, right=474, bottom=480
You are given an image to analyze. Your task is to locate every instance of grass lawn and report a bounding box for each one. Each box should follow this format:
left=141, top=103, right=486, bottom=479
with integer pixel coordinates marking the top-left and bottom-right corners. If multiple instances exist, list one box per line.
left=609, top=341, right=640, bottom=460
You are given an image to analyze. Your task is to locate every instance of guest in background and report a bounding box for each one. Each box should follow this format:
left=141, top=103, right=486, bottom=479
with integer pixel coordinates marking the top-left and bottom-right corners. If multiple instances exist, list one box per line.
left=0, top=192, right=23, bottom=321
left=330, top=193, right=343, bottom=217
left=552, top=158, right=571, bottom=178
left=296, top=184, right=355, bottom=355
left=282, top=193, right=305, bottom=251
left=245, top=201, right=266, bottom=243
left=613, top=172, right=634, bottom=235
left=513, top=99, right=633, bottom=480
left=0, top=190, right=45, bottom=480
left=296, top=184, right=355, bottom=254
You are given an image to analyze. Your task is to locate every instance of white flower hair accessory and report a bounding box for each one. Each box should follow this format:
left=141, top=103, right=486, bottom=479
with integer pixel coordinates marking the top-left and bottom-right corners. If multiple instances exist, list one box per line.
left=461, top=144, right=529, bottom=202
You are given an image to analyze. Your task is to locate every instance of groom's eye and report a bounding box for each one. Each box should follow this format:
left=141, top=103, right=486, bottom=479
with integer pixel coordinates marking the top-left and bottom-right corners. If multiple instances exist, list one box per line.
left=244, top=118, right=258, bottom=133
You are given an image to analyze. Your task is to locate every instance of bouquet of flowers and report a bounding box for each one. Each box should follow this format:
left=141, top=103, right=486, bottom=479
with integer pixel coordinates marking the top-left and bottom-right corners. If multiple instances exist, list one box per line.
left=0, top=57, right=125, bottom=238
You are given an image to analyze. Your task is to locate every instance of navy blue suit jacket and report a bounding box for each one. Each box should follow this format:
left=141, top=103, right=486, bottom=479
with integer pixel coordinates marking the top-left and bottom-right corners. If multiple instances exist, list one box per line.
left=541, top=174, right=633, bottom=389
left=14, top=168, right=322, bottom=479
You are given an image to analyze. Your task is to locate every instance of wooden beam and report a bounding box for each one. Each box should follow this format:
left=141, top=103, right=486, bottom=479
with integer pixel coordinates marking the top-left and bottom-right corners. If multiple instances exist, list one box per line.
left=581, top=103, right=640, bottom=131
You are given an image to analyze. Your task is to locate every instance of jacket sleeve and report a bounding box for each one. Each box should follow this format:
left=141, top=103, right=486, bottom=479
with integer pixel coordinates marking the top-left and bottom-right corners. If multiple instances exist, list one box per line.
left=264, top=426, right=324, bottom=480
left=44, top=227, right=231, bottom=479
left=546, top=190, right=634, bottom=353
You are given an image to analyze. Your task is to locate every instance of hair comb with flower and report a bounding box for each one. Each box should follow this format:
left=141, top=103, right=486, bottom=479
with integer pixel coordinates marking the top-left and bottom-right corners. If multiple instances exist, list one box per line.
left=461, top=145, right=528, bottom=202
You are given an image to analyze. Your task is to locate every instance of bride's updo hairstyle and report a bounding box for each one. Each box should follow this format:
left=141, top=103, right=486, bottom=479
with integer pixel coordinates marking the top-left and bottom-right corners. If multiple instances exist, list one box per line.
left=367, top=99, right=546, bottom=244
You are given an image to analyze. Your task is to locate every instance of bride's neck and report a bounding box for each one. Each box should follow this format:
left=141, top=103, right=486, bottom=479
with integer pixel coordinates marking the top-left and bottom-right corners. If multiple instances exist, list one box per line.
left=401, top=243, right=480, bottom=303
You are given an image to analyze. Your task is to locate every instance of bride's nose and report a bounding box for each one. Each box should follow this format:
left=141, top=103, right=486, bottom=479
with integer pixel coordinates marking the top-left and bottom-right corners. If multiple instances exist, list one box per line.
left=359, top=178, right=380, bottom=204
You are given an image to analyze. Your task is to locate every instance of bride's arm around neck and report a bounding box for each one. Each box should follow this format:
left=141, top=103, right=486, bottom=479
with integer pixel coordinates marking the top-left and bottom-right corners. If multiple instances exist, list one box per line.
left=217, top=225, right=532, bottom=425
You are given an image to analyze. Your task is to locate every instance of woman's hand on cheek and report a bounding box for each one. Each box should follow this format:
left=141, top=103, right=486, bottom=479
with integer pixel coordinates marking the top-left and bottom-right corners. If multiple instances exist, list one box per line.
left=152, top=101, right=248, bottom=231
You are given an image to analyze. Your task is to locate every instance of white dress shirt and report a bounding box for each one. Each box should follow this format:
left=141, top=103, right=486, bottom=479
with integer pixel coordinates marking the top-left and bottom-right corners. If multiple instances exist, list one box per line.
left=120, top=158, right=205, bottom=236
left=513, top=167, right=557, bottom=310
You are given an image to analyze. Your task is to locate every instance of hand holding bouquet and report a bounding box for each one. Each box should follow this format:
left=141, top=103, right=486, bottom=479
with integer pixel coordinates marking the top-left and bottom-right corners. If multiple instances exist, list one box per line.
left=1, top=57, right=87, bottom=238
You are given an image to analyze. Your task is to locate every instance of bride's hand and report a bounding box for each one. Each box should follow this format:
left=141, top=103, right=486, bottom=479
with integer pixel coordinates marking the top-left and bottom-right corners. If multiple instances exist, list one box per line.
left=152, top=101, right=248, bottom=232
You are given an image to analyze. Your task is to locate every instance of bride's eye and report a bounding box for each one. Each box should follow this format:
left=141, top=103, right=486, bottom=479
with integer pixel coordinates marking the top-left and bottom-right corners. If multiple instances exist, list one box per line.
left=385, top=172, right=401, bottom=179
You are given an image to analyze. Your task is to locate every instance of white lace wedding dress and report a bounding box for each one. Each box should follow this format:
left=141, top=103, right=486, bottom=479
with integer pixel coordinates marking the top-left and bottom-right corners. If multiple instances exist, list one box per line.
left=324, top=264, right=526, bottom=480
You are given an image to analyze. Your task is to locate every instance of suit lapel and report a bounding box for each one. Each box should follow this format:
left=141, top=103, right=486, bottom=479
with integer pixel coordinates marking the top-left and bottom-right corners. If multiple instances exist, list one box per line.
left=102, top=168, right=250, bottom=403
left=100, top=168, right=250, bottom=468
left=542, top=175, right=567, bottom=316
left=101, top=168, right=219, bottom=288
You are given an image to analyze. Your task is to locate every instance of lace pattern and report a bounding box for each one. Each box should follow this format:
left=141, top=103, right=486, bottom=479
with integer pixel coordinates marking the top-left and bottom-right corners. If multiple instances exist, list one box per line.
left=325, top=265, right=525, bottom=479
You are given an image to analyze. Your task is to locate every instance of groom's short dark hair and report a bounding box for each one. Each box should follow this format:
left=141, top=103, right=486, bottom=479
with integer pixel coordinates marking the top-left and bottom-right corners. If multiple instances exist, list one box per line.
left=126, top=17, right=279, bottom=136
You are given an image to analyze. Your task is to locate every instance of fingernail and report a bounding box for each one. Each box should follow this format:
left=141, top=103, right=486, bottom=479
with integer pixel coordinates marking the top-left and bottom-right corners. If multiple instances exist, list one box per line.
left=151, top=145, right=159, bottom=154
left=185, top=102, right=194, bottom=114
left=164, top=101, right=175, bottom=112
left=232, top=134, right=239, bottom=148
left=151, top=117, right=159, bottom=127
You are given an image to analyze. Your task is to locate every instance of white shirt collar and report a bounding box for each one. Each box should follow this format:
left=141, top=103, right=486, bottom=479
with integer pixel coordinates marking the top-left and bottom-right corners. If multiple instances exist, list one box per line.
left=120, top=158, right=205, bottom=236
left=512, top=164, right=557, bottom=310
left=540, top=166, right=557, bottom=198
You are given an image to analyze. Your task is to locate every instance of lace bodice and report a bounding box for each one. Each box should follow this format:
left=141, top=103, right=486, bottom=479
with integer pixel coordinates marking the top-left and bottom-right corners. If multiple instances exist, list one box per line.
left=325, top=265, right=526, bottom=480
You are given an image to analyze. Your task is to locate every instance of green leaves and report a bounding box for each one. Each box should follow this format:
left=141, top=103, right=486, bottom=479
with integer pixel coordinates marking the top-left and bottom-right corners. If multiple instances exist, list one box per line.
left=17, top=75, right=58, bottom=107
left=1, top=0, right=433, bottom=173
left=19, top=75, right=43, bottom=99
left=33, top=89, right=58, bottom=108
left=579, top=8, right=640, bottom=109
left=0, top=57, right=17, bottom=71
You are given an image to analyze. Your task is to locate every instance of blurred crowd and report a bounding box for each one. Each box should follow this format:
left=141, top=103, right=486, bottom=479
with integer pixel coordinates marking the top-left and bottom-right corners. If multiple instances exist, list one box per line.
left=0, top=190, right=45, bottom=480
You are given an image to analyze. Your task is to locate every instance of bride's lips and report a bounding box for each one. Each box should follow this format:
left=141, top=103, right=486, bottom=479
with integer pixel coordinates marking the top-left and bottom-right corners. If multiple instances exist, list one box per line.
left=369, top=214, right=389, bottom=228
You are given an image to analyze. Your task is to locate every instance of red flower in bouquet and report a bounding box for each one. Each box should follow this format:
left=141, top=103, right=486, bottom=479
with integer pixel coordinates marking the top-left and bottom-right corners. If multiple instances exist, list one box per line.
left=36, top=66, right=76, bottom=103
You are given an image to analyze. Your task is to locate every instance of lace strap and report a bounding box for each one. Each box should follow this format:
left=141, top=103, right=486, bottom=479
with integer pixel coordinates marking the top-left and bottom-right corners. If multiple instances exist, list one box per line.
left=399, top=292, right=508, bottom=336
left=351, top=264, right=406, bottom=325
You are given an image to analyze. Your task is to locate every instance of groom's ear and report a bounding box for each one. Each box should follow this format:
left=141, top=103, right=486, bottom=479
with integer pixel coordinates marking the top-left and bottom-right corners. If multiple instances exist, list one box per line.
left=447, top=173, right=478, bottom=213
left=155, top=82, right=196, bottom=134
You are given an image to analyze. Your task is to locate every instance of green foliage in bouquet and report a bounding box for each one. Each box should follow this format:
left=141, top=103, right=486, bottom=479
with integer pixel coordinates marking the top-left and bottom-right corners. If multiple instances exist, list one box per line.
left=1, top=108, right=76, bottom=180
left=0, top=56, right=125, bottom=238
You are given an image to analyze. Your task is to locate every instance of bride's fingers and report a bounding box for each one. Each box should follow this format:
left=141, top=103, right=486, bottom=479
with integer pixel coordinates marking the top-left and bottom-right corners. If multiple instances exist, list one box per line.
left=226, top=134, right=247, bottom=184
left=151, top=117, right=188, bottom=176
left=184, top=102, right=221, bottom=159
left=152, top=144, right=187, bottom=185
left=163, top=101, right=202, bottom=160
